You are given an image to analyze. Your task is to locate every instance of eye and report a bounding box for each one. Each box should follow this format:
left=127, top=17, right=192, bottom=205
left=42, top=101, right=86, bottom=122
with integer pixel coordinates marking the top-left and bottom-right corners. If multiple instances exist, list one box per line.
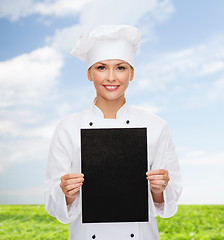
left=97, top=65, right=105, bottom=70
left=117, top=66, right=126, bottom=70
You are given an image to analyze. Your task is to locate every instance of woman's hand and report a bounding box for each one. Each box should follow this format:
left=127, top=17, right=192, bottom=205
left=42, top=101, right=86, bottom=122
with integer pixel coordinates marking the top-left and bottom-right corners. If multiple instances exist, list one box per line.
left=146, top=169, right=170, bottom=203
left=60, top=173, right=84, bottom=205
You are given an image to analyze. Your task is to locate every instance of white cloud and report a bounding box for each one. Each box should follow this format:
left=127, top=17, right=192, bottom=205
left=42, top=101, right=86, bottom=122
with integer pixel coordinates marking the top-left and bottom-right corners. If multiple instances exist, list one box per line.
left=177, top=147, right=224, bottom=204
left=49, top=0, right=175, bottom=53
left=0, top=186, right=44, bottom=204
left=32, top=0, right=92, bottom=17
left=131, top=103, right=162, bottom=114
left=179, top=184, right=224, bottom=204
left=214, top=78, right=224, bottom=88
left=150, top=0, right=175, bottom=22
left=135, top=35, right=224, bottom=92
left=0, top=0, right=32, bottom=21
left=0, top=0, right=92, bottom=21
left=179, top=149, right=224, bottom=166
left=0, top=134, right=51, bottom=176
left=0, top=46, right=65, bottom=173
left=0, top=0, right=174, bottom=25
left=1, top=0, right=176, bottom=59
left=0, top=138, right=48, bottom=164
left=0, top=46, right=63, bottom=107
left=0, top=104, right=73, bottom=175
left=207, top=77, right=224, bottom=101
left=48, top=24, right=87, bottom=53
left=78, top=0, right=172, bottom=27
left=0, top=118, right=57, bottom=139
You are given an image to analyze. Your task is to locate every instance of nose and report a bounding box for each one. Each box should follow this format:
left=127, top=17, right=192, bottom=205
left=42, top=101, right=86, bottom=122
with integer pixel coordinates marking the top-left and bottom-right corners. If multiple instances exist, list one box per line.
left=107, top=68, right=115, bottom=82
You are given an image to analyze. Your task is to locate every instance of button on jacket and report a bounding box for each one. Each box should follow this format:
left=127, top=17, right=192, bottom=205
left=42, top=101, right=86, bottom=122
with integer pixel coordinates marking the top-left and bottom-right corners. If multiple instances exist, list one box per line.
left=45, top=100, right=182, bottom=240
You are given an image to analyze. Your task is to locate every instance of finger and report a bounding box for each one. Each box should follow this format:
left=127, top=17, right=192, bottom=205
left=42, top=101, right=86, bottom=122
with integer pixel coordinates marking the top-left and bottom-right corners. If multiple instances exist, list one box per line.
left=150, top=183, right=166, bottom=190
left=149, top=180, right=168, bottom=187
left=60, top=181, right=83, bottom=193
left=64, top=182, right=83, bottom=192
left=65, top=173, right=84, bottom=180
left=66, top=187, right=80, bottom=197
left=146, top=169, right=168, bottom=176
left=150, top=186, right=164, bottom=193
left=62, top=178, right=84, bottom=186
left=147, top=169, right=168, bottom=175
left=60, top=178, right=84, bottom=190
left=62, top=173, right=84, bottom=181
left=147, top=176, right=170, bottom=184
left=147, top=175, right=169, bottom=181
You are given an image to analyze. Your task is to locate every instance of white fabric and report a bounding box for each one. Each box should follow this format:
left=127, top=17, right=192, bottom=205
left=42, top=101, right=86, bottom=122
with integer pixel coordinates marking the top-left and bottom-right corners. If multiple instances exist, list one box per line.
left=45, top=100, right=182, bottom=240
left=87, top=39, right=134, bottom=68
left=71, top=25, right=141, bottom=68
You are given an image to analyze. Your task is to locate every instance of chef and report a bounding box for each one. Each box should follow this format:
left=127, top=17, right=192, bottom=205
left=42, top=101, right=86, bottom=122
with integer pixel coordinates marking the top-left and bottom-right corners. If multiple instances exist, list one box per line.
left=45, top=25, right=182, bottom=240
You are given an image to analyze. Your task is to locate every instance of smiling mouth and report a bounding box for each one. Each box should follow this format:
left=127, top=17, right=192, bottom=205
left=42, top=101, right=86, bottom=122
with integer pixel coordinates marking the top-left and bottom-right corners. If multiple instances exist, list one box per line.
left=103, top=85, right=120, bottom=91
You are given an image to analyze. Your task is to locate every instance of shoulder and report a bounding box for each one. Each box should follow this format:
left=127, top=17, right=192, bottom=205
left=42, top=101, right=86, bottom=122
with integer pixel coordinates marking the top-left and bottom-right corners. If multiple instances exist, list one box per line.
left=128, top=105, right=168, bottom=128
left=54, top=108, right=89, bottom=132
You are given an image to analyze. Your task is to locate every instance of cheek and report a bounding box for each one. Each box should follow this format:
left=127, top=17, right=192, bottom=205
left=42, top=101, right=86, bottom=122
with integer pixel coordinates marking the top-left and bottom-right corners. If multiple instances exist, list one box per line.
left=92, top=72, right=105, bottom=83
left=118, top=72, right=131, bottom=84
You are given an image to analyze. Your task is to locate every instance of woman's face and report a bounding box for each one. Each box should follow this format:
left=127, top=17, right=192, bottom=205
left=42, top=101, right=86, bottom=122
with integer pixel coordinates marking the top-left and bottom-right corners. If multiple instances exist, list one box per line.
left=88, top=59, right=134, bottom=102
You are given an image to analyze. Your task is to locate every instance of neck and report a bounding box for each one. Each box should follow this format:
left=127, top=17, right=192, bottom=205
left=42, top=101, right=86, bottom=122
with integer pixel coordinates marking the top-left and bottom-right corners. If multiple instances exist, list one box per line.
left=95, top=95, right=126, bottom=119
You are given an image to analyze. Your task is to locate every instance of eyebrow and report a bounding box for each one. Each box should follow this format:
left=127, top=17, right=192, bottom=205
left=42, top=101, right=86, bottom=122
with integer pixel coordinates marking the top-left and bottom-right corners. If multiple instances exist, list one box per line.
left=116, top=62, right=126, bottom=65
left=97, top=61, right=126, bottom=66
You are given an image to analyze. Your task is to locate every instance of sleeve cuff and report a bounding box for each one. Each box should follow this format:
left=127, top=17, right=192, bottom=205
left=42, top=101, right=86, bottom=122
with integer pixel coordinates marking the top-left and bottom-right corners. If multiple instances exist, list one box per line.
left=52, top=180, right=81, bottom=224
left=67, top=193, right=81, bottom=217
left=153, top=182, right=178, bottom=218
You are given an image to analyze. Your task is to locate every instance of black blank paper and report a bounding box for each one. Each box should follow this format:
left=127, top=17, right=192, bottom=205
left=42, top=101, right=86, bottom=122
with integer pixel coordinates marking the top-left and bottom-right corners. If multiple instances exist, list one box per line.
left=81, top=128, right=148, bottom=223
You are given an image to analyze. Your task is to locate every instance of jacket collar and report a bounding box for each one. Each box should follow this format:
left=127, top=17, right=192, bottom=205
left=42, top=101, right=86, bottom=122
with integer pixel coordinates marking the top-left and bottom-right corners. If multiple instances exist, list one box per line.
left=90, top=97, right=128, bottom=119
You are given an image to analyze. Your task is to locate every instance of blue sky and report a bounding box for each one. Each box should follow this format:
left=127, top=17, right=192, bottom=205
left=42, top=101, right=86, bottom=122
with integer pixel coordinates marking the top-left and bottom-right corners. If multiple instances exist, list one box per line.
left=0, top=0, right=224, bottom=204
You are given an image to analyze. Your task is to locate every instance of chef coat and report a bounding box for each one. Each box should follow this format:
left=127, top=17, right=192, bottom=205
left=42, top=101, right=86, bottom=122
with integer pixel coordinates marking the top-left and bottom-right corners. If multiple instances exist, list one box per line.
left=45, top=99, right=182, bottom=240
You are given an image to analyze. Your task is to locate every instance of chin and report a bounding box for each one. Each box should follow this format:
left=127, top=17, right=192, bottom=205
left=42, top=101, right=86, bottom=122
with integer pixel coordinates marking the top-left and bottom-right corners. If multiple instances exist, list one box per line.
left=101, top=93, right=124, bottom=102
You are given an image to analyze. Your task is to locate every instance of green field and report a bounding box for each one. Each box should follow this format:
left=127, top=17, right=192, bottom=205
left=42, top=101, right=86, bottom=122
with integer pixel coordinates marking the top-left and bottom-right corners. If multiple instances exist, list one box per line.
left=0, top=205, right=223, bottom=239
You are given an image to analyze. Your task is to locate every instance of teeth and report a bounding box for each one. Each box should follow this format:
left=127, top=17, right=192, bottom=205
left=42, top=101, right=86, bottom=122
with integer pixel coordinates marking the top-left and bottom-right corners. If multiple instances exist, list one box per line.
left=105, top=85, right=118, bottom=89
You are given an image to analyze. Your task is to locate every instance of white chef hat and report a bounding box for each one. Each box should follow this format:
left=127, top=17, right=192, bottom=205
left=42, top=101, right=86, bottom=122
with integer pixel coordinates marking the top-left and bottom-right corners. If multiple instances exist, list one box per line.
left=71, top=25, right=141, bottom=68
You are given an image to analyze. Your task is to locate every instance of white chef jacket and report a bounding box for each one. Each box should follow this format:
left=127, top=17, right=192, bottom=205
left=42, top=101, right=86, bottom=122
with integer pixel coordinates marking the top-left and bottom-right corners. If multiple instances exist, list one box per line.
left=45, top=99, right=182, bottom=240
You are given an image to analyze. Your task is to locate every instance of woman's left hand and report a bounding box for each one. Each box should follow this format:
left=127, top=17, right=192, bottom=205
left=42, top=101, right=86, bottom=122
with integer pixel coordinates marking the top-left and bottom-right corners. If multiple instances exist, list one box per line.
left=146, top=169, right=170, bottom=194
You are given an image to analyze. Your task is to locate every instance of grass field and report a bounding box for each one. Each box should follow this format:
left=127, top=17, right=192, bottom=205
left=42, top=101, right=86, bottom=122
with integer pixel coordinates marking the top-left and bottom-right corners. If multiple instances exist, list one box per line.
left=0, top=205, right=223, bottom=239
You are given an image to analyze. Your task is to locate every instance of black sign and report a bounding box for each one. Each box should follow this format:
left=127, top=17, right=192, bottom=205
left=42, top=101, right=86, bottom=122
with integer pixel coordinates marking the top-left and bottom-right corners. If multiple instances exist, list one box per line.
left=81, top=128, right=148, bottom=223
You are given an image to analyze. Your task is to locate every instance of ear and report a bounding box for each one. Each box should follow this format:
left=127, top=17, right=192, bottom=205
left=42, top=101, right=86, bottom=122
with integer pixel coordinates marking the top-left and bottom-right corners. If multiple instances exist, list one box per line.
left=87, top=68, right=93, bottom=82
left=129, top=67, right=134, bottom=82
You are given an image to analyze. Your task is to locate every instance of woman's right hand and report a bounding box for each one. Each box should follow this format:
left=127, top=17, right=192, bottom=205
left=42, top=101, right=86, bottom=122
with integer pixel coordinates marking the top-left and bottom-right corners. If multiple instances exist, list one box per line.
left=60, top=173, right=84, bottom=205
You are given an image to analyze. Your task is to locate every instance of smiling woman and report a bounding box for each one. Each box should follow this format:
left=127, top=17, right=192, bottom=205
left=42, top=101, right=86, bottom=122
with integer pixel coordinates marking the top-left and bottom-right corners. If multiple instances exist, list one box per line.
left=44, top=25, right=182, bottom=240
left=87, top=60, right=134, bottom=119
